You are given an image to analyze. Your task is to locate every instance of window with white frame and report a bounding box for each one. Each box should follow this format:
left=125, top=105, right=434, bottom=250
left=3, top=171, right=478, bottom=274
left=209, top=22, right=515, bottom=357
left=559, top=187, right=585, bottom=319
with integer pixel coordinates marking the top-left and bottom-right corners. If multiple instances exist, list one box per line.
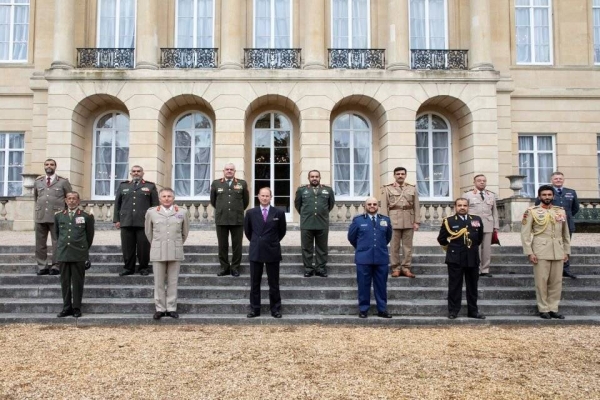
left=0, top=0, right=29, bottom=62
left=332, top=113, right=371, bottom=198
left=97, top=0, right=136, bottom=48
left=254, top=0, right=291, bottom=48
left=515, top=0, right=552, bottom=64
left=594, top=0, right=600, bottom=64
left=93, top=112, right=130, bottom=199
left=409, top=0, right=447, bottom=49
left=416, top=114, right=451, bottom=199
left=176, top=0, right=214, bottom=48
left=173, top=112, right=212, bottom=199
left=518, top=135, right=555, bottom=198
left=331, top=0, right=369, bottom=48
left=0, top=132, right=24, bottom=196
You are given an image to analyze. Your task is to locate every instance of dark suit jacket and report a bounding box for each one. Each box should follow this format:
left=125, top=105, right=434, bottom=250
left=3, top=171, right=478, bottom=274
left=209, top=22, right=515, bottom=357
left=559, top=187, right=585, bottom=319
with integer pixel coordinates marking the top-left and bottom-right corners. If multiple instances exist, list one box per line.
left=534, top=187, right=579, bottom=233
left=244, top=206, right=287, bottom=263
left=437, top=214, right=484, bottom=268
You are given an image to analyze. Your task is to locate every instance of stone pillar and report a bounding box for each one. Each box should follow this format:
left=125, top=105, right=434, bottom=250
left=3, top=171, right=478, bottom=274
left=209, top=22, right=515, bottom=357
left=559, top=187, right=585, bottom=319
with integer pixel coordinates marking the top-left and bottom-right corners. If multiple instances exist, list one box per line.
left=469, top=0, right=494, bottom=70
left=302, top=0, right=326, bottom=69
left=136, top=0, right=159, bottom=69
left=51, top=0, right=75, bottom=69
left=387, top=0, right=410, bottom=70
left=220, top=0, right=244, bottom=69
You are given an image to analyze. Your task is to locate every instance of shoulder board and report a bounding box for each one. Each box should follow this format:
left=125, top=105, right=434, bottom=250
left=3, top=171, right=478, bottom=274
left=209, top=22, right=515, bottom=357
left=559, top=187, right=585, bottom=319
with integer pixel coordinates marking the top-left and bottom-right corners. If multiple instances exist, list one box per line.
left=383, top=183, right=394, bottom=187
left=36, top=175, right=45, bottom=181
left=56, top=175, right=68, bottom=181
left=404, top=183, right=415, bottom=187
left=174, top=205, right=179, bottom=212
left=235, top=178, right=245, bottom=183
left=528, top=206, right=537, bottom=210
left=156, top=206, right=161, bottom=211
left=485, top=190, right=495, bottom=194
left=119, top=180, right=131, bottom=184
left=55, top=210, right=64, bottom=215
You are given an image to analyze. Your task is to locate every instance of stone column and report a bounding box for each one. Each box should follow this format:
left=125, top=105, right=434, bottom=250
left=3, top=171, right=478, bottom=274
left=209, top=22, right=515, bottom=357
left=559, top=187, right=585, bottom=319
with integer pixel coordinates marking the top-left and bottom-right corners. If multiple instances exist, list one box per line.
left=387, top=0, right=410, bottom=70
left=302, top=0, right=326, bottom=69
left=136, top=0, right=159, bottom=69
left=469, top=0, right=494, bottom=70
left=51, top=0, right=75, bottom=69
left=220, top=0, right=244, bottom=69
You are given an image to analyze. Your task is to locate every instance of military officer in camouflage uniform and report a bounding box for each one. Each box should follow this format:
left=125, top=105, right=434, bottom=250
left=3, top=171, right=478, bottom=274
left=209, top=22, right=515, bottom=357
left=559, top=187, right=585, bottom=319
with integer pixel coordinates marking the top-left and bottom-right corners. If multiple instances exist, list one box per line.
left=113, top=165, right=159, bottom=276
left=464, top=174, right=499, bottom=277
left=210, top=163, right=249, bottom=277
left=34, top=159, right=72, bottom=275
left=380, top=167, right=420, bottom=278
left=55, top=192, right=95, bottom=318
left=521, top=185, right=570, bottom=319
left=294, top=170, right=336, bottom=277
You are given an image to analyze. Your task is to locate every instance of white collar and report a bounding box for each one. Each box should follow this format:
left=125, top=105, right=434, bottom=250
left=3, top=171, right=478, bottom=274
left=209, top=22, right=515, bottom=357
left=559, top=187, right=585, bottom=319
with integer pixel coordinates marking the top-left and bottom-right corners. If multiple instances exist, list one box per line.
left=46, top=174, right=56, bottom=182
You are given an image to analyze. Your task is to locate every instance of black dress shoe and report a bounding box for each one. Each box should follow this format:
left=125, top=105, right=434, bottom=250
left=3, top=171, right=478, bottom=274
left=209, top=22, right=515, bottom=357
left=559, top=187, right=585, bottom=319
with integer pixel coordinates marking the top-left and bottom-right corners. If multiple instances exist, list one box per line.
left=73, top=308, right=82, bottom=318
left=167, top=311, right=179, bottom=319
left=377, top=311, right=392, bottom=318
left=247, top=311, right=260, bottom=318
left=479, top=273, right=493, bottom=278
left=468, top=312, right=486, bottom=320
left=448, top=314, right=457, bottom=319
left=217, top=271, right=230, bottom=277
left=139, top=270, right=150, bottom=276
left=57, top=309, right=73, bottom=318
left=271, top=312, right=282, bottom=319
left=539, top=312, right=551, bottom=319
left=119, top=270, right=134, bottom=276
left=549, top=311, right=565, bottom=320
left=563, top=271, right=577, bottom=279
left=49, top=269, right=60, bottom=276
left=359, top=312, right=368, bottom=318
left=153, top=311, right=166, bottom=320
left=316, top=271, right=328, bottom=277
left=231, top=271, right=240, bottom=277
left=37, top=269, right=50, bottom=276
left=304, top=271, right=315, bottom=277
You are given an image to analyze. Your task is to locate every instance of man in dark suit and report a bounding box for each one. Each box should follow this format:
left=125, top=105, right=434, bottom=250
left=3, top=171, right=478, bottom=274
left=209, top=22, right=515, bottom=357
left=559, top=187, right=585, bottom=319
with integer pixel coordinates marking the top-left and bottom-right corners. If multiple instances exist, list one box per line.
left=437, top=198, right=485, bottom=320
left=534, top=171, right=579, bottom=279
left=244, top=187, right=287, bottom=318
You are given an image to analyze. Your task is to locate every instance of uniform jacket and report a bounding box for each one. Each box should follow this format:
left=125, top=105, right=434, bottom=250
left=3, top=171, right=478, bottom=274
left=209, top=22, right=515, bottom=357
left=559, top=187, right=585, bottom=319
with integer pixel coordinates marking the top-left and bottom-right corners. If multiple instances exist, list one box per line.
left=54, top=209, right=95, bottom=262
left=34, top=175, right=72, bottom=223
left=464, top=188, right=499, bottom=232
left=347, top=214, right=393, bottom=265
left=521, top=205, right=570, bottom=261
left=113, top=180, right=159, bottom=227
left=534, top=187, right=579, bottom=233
left=294, top=184, right=335, bottom=230
left=244, top=206, right=287, bottom=263
left=210, top=178, right=250, bottom=226
left=145, top=205, right=190, bottom=262
left=380, top=182, right=420, bottom=229
left=437, top=214, right=484, bottom=268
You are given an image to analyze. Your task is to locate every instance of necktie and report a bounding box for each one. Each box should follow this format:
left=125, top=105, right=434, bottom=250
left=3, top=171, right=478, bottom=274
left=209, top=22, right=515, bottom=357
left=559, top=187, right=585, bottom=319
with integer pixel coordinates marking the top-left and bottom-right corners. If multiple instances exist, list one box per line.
left=46, top=177, right=51, bottom=187
left=557, top=188, right=562, bottom=195
left=372, top=216, right=376, bottom=227
left=69, top=211, right=74, bottom=218
left=262, top=208, right=268, bottom=222
left=228, top=180, right=232, bottom=187
left=480, top=191, right=485, bottom=200
left=134, top=181, right=138, bottom=187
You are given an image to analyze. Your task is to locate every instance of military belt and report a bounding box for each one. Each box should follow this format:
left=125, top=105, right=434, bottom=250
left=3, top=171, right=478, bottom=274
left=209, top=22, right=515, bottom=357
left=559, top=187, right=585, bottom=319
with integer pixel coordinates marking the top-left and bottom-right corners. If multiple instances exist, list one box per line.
left=390, top=205, right=413, bottom=211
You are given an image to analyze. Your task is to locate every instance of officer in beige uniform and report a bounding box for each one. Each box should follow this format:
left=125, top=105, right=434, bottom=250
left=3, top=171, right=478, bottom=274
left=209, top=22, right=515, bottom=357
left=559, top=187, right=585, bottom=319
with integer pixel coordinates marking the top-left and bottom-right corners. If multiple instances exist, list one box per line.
left=464, top=174, right=499, bottom=277
left=34, top=158, right=72, bottom=275
left=145, top=188, right=190, bottom=320
left=521, top=185, right=570, bottom=320
left=380, top=167, right=420, bottom=278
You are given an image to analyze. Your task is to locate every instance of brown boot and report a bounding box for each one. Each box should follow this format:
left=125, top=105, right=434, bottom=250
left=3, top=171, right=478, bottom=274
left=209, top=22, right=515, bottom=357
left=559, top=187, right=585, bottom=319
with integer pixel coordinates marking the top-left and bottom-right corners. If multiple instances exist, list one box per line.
left=391, top=270, right=401, bottom=278
left=402, top=269, right=416, bottom=278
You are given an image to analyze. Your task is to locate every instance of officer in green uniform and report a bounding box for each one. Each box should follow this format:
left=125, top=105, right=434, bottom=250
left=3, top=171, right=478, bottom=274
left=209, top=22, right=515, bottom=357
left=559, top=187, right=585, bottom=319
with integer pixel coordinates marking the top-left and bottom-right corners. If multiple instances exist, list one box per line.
left=210, top=163, right=250, bottom=277
left=294, top=170, right=336, bottom=277
left=55, top=192, right=95, bottom=318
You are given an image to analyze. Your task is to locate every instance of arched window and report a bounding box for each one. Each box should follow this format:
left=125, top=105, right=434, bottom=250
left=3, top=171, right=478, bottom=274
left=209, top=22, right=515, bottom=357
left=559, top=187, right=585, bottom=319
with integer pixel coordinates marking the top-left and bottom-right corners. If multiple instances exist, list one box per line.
left=332, top=113, right=371, bottom=198
left=92, top=112, right=130, bottom=199
left=416, top=113, right=451, bottom=199
left=173, top=112, right=213, bottom=199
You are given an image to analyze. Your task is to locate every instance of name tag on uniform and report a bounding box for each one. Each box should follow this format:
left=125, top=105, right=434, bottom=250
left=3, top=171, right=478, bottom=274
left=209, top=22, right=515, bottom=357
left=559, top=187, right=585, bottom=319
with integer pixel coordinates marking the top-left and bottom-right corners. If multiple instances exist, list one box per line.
left=360, top=224, right=367, bottom=227
left=141, top=187, right=150, bottom=192
left=470, top=220, right=480, bottom=228
left=380, top=220, right=388, bottom=227
left=452, top=225, right=459, bottom=229
left=322, top=190, right=329, bottom=194
left=122, top=189, right=130, bottom=192
left=217, top=188, right=224, bottom=192
left=75, top=217, right=85, bottom=224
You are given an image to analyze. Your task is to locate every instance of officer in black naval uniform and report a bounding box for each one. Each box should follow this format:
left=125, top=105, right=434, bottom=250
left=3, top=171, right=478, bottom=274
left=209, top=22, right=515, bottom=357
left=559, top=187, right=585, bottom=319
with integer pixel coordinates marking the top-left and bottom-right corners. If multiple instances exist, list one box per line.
left=113, top=165, right=159, bottom=276
left=210, top=163, right=250, bottom=277
left=56, top=192, right=94, bottom=318
left=437, top=197, right=485, bottom=320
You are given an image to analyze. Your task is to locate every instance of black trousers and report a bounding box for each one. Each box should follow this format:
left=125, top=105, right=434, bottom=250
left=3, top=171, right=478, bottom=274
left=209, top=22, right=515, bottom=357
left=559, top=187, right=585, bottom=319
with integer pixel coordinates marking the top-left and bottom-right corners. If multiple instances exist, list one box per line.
left=121, top=227, right=150, bottom=273
left=301, top=229, right=329, bottom=273
left=216, top=225, right=243, bottom=273
left=447, top=263, right=479, bottom=315
left=249, top=261, right=281, bottom=314
left=60, top=261, right=85, bottom=310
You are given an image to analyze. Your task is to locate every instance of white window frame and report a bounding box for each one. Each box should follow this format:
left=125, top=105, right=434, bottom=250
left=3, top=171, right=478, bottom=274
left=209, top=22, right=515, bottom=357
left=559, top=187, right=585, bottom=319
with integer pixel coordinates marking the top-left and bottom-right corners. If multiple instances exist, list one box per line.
left=518, top=134, right=556, bottom=198
left=593, top=0, right=600, bottom=64
left=175, top=0, right=215, bottom=48
left=0, top=0, right=29, bottom=63
left=408, top=0, right=448, bottom=50
left=330, top=0, right=371, bottom=49
left=415, top=112, right=453, bottom=201
left=515, top=0, right=553, bottom=65
left=331, top=112, right=373, bottom=200
left=96, top=0, right=137, bottom=48
left=171, top=111, right=213, bottom=200
left=91, top=111, right=130, bottom=200
left=0, top=132, right=24, bottom=196
left=253, top=0, right=293, bottom=48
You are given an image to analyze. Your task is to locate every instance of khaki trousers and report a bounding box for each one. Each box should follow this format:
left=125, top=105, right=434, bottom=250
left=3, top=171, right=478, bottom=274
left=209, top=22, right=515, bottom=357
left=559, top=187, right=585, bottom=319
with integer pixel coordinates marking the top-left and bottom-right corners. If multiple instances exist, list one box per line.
left=35, top=222, right=58, bottom=270
left=479, top=232, right=492, bottom=274
left=390, top=228, right=414, bottom=272
left=153, top=261, right=181, bottom=312
left=533, top=259, right=563, bottom=313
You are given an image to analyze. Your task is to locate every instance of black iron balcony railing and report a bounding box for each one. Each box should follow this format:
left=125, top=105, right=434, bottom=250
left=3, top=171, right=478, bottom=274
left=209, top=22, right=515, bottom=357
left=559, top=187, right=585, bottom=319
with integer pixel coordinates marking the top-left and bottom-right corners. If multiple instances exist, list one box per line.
left=244, top=48, right=301, bottom=69
left=160, top=48, right=218, bottom=68
left=328, top=49, right=385, bottom=69
left=411, top=49, right=468, bottom=70
left=77, top=48, right=135, bottom=69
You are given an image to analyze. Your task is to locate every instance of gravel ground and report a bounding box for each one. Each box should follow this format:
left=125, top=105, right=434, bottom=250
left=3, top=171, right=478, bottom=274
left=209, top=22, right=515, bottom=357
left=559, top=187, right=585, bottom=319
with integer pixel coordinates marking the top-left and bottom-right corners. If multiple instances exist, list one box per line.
left=0, top=325, right=598, bottom=400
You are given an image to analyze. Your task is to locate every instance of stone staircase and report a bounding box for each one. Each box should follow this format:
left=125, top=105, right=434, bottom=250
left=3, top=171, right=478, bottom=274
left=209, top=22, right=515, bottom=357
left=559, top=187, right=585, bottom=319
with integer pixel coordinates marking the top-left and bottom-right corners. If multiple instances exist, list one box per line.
left=0, top=245, right=599, bottom=325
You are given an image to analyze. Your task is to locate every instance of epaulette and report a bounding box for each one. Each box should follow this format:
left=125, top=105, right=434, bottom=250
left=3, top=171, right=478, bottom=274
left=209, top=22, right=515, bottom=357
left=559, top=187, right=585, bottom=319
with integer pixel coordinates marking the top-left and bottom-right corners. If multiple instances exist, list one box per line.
left=405, top=182, right=415, bottom=187
left=36, top=175, right=45, bottom=181
left=55, top=210, right=63, bottom=215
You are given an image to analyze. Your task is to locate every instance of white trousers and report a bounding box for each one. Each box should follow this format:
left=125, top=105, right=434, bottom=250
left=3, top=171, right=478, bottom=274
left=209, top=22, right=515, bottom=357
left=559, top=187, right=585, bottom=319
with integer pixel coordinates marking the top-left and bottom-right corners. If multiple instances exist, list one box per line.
left=153, top=261, right=181, bottom=312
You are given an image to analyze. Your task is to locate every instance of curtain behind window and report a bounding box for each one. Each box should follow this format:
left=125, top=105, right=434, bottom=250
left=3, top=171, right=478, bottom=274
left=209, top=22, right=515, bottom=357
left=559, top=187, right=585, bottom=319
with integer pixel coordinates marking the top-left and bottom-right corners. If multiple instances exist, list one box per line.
left=0, top=1, right=29, bottom=61
left=98, top=0, right=135, bottom=48
left=594, top=1, right=600, bottom=63
left=177, top=0, right=213, bottom=47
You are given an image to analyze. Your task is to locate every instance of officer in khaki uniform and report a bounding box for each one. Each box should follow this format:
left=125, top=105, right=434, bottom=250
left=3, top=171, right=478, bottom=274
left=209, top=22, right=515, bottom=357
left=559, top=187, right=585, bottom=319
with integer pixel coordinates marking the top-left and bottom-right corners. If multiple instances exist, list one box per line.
left=521, top=185, right=570, bottom=320
left=464, top=174, right=499, bottom=277
left=380, top=167, right=420, bottom=278
left=294, top=170, right=336, bottom=277
left=34, top=158, right=72, bottom=275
